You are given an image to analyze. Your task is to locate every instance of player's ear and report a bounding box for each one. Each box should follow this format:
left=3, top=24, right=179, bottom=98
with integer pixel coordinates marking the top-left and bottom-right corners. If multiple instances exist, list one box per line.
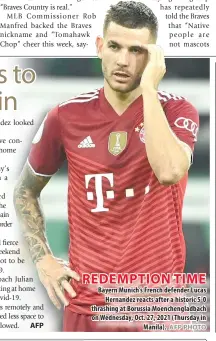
left=96, top=36, right=103, bottom=59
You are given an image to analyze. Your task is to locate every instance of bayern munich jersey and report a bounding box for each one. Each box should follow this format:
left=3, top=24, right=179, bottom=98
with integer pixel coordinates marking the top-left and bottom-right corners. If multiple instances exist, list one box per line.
left=28, top=87, right=199, bottom=314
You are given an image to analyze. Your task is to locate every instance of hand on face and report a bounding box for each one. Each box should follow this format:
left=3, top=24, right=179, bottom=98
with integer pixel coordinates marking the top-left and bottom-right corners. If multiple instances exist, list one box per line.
left=140, top=45, right=166, bottom=91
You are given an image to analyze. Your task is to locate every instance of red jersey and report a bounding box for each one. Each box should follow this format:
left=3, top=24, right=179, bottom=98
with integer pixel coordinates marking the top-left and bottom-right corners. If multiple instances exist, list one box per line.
left=28, top=88, right=199, bottom=315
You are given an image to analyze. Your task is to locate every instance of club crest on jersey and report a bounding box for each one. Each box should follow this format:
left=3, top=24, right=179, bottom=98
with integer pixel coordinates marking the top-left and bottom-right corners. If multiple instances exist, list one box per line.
left=135, top=122, right=145, bottom=143
left=108, top=131, right=127, bottom=156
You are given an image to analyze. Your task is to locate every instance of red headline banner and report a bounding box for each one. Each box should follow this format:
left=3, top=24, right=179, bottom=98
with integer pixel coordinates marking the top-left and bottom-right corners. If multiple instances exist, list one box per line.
left=82, top=272, right=206, bottom=285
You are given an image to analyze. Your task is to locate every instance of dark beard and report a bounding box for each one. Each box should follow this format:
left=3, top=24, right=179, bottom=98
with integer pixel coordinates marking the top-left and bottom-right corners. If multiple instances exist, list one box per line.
left=102, top=65, right=141, bottom=94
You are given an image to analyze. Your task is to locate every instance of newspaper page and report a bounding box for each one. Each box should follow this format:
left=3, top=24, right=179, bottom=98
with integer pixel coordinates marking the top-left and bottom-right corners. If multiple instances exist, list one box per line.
left=0, top=0, right=213, bottom=340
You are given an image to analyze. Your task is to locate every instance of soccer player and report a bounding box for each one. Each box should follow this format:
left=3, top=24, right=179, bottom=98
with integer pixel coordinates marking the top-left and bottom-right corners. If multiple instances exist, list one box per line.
left=14, top=1, right=199, bottom=332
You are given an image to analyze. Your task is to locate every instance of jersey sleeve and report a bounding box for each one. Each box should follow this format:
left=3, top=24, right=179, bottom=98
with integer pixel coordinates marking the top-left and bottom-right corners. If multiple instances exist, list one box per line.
left=164, top=98, right=199, bottom=152
left=28, top=106, right=66, bottom=176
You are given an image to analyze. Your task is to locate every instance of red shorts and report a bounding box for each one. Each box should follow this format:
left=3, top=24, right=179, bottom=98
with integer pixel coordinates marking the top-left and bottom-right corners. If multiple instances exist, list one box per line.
left=63, top=308, right=141, bottom=332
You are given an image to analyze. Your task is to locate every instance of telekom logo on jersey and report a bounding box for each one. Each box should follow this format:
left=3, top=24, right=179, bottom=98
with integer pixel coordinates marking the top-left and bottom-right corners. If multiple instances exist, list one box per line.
left=85, top=173, right=150, bottom=213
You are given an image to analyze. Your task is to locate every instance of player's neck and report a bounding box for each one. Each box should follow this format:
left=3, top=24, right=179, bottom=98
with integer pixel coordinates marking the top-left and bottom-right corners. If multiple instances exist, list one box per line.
left=104, top=82, right=142, bottom=116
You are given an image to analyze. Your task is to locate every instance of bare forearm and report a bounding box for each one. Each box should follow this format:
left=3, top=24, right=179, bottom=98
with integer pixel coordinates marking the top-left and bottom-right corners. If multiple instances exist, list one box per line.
left=143, top=88, right=189, bottom=184
left=13, top=164, right=52, bottom=263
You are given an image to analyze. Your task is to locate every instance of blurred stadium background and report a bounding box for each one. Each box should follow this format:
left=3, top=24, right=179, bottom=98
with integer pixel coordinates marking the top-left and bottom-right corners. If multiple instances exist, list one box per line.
left=18, top=58, right=209, bottom=329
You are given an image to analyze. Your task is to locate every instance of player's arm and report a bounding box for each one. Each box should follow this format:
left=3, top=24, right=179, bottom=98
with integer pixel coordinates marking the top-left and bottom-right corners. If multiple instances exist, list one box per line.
left=13, top=106, right=80, bottom=309
left=141, top=45, right=192, bottom=185
left=14, top=163, right=80, bottom=309
left=14, top=163, right=52, bottom=263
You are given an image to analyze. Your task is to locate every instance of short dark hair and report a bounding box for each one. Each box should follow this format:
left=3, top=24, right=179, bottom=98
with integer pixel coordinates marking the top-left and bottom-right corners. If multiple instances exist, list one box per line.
left=103, top=1, right=158, bottom=38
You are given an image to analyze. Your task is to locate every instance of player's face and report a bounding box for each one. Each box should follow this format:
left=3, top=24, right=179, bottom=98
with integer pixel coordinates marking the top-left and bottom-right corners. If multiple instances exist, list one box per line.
left=96, top=22, right=155, bottom=93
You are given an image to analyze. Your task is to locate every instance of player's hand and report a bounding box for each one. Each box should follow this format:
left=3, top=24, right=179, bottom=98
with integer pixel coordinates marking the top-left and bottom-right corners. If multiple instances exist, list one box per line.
left=35, top=254, right=80, bottom=309
left=140, top=45, right=166, bottom=91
